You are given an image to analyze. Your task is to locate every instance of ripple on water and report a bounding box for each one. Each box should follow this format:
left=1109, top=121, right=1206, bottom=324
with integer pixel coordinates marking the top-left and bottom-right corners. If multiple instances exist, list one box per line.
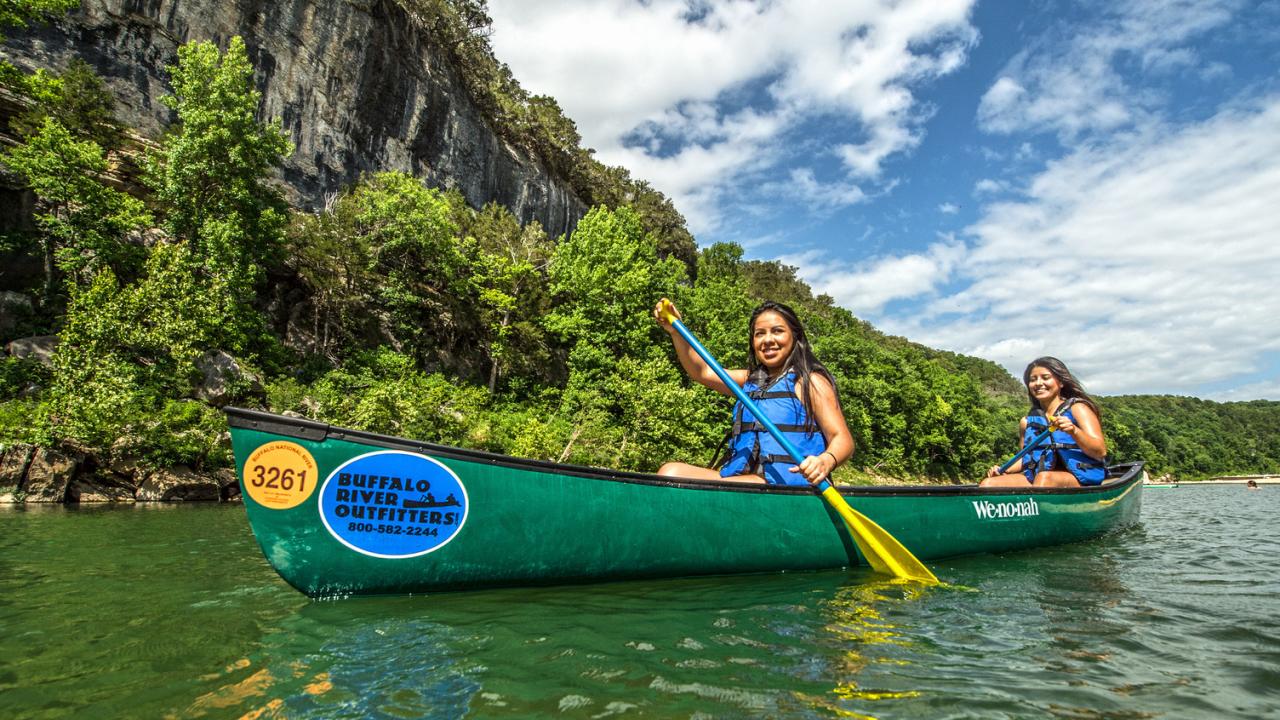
left=2, top=489, right=1280, bottom=718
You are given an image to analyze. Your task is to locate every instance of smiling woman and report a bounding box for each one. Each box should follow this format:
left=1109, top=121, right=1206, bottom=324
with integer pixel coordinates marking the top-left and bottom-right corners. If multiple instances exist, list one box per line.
left=981, top=356, right=1108, bottom=489
left=652, top=299, right=855, bottom=486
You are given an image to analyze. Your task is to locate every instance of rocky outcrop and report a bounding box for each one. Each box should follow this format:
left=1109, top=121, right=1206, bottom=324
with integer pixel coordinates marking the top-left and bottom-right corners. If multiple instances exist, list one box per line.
left=194, top=350, right=263, bottom=407
left=5, top=335, right=58, bottom=366
left=136, top=464, right=221, bottom=501
left=22, top=446, right=79, bottom=502
left=0, top=443, right=36, bottom=502
left=1, top=0, right=588, bottom=238
left=68, top=474, right=138, bottom=502
left=0, top=442, right=238, bottom=503
left=0, top=291, right=33, bottom=334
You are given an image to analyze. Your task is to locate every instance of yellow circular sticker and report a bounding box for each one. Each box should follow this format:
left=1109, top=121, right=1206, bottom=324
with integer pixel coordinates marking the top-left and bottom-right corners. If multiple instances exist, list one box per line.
left=243, top=441, right=318, bottom=510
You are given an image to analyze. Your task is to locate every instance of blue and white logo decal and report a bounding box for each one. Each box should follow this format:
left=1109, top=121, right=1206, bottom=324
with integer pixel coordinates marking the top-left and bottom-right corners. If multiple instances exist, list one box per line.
left=318, top=450, right=468, bottom=558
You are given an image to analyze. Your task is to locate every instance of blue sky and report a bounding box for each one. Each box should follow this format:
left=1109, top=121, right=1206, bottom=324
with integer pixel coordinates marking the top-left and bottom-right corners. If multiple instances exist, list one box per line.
left=487, top=0, right=1280, bottom=399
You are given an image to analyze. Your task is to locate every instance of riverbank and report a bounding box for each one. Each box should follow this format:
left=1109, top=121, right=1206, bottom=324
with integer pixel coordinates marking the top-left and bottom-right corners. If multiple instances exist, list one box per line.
left=0, top=442, right=237, bottom=504
left=1176, top=475, right=1280, bottom=485
left=0, top=436, right=957, bottom=506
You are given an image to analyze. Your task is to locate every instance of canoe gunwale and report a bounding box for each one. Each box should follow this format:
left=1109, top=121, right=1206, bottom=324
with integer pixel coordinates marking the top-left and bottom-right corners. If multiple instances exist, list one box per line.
left=225, top=407, right=1143, bottom=499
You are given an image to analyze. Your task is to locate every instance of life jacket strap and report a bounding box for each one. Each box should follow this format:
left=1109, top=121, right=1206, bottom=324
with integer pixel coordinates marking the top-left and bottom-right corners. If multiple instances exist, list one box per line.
left=747, top=390, right=796, bottom=400
left=736, top=422, right=809, bottom=434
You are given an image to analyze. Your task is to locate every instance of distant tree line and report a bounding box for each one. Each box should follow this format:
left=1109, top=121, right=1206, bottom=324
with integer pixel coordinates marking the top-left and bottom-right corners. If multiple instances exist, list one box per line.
left=2, top=0, right=1277, bottom=484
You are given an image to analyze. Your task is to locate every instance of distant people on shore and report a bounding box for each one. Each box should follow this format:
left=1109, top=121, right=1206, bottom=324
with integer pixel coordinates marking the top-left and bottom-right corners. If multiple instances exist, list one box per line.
left=1247, top=479, right=1260, bottom=490
left=981, top=357, right=1107, bottom=489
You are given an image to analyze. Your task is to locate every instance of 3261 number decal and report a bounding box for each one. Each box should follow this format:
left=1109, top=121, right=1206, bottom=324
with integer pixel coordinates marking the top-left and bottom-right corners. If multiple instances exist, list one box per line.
left=244, top=441, right=318, bottom=510
left=248, top=464, right=308, bottom=492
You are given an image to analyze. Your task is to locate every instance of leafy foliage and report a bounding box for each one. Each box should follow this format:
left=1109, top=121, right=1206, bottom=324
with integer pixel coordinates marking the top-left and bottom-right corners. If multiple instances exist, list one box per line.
left=4, top=118, right=149, bottom=282
left=2, top=59, right=147, bottom=312
left=1102, top=396, right=1280, bottom=480
left=0, top=37, right=285, bottom=468
left=9, top=60, right=123, bottom=147
left=147, top=36, right=290, bottom=283
left=463, top=202, right=555, bottom=392
left=0, top=0, right=76, bottom=38
left=5, top=20, right=1275, bottom=488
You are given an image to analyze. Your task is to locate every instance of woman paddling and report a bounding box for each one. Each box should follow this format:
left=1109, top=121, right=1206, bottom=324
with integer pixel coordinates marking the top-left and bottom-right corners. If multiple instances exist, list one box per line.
left=981, top=357, right=1107, bottom=488
left=653, top=299, right=854, bottom=486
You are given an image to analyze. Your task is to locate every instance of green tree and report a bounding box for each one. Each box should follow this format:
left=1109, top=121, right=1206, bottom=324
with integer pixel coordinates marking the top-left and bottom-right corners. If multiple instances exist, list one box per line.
left=466, top=202, right=554, bottom=393
left=545, top=205, right=685, bottom=381
left=354, top=172, right=475, bottom=370
left=0, top=0, right=75, bottom=33
left=147, top=36, right=291, bottom=283
left=49, top=244, right=242, bottom=464
left=680, top=242, right=756, bottom=365
left=287, top=172, right=478, bottom=372
left=286, top=193, right=377, bottom=363
left=144, top=35, right=292, bottom=357
left=5, top=118, right=149, bottom=291
left=10, top=60, right=122, bottom=147
left=3, top=57, right=148, bottom=312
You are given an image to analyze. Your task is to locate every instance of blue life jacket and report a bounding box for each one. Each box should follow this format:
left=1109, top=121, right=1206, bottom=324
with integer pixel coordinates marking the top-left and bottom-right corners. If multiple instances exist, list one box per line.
left=1022, top=400, right=1106, bottom=486
left=719, top=370, right=827, bottom=486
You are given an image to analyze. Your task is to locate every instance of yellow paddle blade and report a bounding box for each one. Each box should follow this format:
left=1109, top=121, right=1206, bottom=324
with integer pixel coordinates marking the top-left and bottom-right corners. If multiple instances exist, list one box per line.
left=820, top=485, right=938, bottom=584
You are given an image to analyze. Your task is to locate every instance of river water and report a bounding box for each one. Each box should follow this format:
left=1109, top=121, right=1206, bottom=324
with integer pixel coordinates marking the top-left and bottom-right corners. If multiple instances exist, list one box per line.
left=1, top=485, right=1276, bottom=719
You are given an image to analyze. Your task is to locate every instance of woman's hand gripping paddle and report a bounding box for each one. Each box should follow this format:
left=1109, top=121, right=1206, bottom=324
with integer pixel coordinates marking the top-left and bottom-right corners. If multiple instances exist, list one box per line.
left=657, top=299, right=937, bottom=584
left=996, top=399, right=1076, bottom=474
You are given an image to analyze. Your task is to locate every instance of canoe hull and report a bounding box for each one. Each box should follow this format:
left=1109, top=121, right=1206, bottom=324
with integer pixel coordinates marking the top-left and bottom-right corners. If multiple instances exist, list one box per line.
left=227, top=408, right=1144, bottom=597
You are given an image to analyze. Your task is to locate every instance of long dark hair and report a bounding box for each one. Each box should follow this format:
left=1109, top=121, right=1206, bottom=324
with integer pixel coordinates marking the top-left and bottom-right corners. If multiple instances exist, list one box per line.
left=746, top=301, right=841, bottom=434
left=1023, top=356, right=1101, bottom=418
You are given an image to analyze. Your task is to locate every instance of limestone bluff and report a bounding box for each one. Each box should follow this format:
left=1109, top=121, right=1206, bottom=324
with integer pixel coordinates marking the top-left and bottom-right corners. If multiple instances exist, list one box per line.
left=0, top=0, right=588, bottom=239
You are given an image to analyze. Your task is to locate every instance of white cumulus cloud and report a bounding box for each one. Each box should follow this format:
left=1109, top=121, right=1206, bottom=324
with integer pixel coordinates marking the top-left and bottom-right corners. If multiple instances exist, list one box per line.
left=821, top=97, right=1280, bottom=396
left=488, top=0, right=977, bottom=234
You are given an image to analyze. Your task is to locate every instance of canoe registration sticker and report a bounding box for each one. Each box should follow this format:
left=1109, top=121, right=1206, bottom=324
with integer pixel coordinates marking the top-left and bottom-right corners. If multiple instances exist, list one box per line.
left=244, top=441, right=319, bottom=510
left=317, top=450, right=468, bottom=559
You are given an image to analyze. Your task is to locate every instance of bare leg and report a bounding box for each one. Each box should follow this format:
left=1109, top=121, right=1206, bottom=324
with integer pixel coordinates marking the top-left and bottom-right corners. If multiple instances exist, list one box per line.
left=1032, top=471, right=1081, bottom=488
left=657, top=462, right=766, bottom=484
left=979, top=473, right=1033, bottom=488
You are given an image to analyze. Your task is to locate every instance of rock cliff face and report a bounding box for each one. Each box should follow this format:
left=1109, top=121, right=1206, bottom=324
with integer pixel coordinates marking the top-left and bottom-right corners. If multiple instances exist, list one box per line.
left=1, top=0, right=588, bottom=238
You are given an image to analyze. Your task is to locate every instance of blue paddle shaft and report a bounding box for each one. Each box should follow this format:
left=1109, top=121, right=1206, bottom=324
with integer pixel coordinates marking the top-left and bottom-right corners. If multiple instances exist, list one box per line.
left=999, top=425, right=1054, bottom=473
left=666, top=316, right=832, bottom=491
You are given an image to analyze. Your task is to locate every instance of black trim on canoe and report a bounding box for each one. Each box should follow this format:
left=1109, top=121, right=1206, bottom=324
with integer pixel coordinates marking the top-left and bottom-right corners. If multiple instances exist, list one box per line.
left=225, top=407, right=1143, bottom=499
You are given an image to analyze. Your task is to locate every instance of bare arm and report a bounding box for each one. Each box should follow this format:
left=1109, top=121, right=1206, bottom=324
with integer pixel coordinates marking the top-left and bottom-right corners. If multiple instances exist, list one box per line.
left=1055, top=403, right=1107, bottom=460
left=653, top=299, right=747, bottom=396
left=988, top=417, right=1029, bottom=477
left=792, top=373, right=855, bottom=484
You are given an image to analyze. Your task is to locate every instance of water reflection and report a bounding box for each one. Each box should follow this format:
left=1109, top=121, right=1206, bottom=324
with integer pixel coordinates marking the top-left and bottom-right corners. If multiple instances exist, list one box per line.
left=202, top=569, right=952, bottom=719
left=800, top=579, right=936, bottom=718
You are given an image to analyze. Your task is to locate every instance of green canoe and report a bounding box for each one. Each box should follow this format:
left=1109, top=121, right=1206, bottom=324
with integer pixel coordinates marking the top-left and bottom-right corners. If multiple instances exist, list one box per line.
left=226, top=407, right=1145, bottom=598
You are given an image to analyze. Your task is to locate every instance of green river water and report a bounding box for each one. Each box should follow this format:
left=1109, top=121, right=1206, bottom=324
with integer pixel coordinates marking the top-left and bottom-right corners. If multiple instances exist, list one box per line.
left=1, top=485, right=1277, bottom=719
